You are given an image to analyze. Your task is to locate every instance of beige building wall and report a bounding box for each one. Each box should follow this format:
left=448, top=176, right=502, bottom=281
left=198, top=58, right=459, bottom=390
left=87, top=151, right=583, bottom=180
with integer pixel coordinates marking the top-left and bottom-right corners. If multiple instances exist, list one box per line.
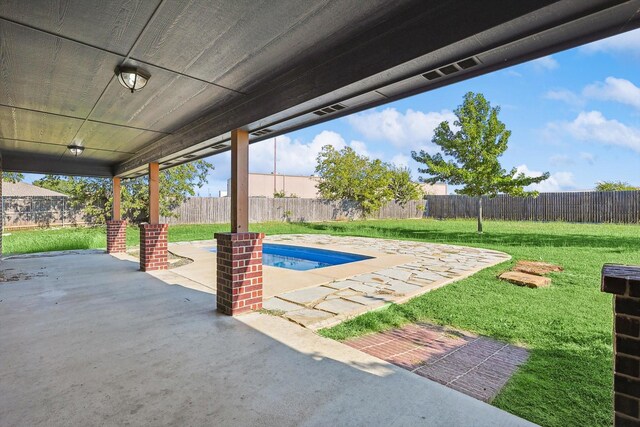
left=228, top=173, right=321, bottom=198
left=227, top=173, right=447, bottom=198
left=422, top=182, right=447, bottom=195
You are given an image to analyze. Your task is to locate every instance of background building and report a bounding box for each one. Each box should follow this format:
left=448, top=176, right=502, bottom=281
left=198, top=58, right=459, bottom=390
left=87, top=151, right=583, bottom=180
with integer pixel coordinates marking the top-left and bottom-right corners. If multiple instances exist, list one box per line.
left=227, top=173, right=447, bottom=198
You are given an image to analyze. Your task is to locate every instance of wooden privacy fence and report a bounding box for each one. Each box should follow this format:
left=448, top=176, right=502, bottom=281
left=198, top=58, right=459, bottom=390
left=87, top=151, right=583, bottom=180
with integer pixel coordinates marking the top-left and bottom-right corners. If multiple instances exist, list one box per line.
left=161, top=197, right=425, bottom=224
left=424, top=191, right=640, bottom=223
left=2, top=196, right=88, bottom=229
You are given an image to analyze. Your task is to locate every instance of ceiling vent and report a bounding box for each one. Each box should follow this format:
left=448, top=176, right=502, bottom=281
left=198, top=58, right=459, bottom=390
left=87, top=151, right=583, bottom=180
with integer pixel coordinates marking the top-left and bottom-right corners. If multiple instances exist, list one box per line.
left=183, top=154, right=197, bottom=159
left=422, top=57, right=479, bottom=81
left=313, top=103, right=346, bottom=116
left=251, top=128, right=273, bottom=137
left=457, top=57, right=479, bottom=69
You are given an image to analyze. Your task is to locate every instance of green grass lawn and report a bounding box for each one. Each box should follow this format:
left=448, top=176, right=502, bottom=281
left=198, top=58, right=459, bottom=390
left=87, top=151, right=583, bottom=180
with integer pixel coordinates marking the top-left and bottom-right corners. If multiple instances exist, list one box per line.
left=4, top=219, right=638, bottom=426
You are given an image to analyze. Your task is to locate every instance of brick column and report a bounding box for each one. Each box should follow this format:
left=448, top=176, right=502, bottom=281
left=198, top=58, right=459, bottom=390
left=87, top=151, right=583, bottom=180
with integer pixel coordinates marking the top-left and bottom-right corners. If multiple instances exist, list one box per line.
left=602, top=264, right=640, bottom=426
left=139, top=223, right=168, bottom=271
left=106, top=220, right=127, bottom=253
left=214, top=232, right=264, bottom=315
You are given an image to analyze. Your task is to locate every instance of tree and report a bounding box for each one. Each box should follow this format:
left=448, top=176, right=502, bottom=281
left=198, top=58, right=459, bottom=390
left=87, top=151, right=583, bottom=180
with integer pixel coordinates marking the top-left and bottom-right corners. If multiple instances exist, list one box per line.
left=595, top=181, right=637, bottom=191
left=315, top=146, right=422, bottom=216
left=34, top=160, right=213, bottom=224
left=411, top=92, right=549, bottom=233
left=2, top=172, right=24, bottom=183
left=388, top=166, right=424, bottom=206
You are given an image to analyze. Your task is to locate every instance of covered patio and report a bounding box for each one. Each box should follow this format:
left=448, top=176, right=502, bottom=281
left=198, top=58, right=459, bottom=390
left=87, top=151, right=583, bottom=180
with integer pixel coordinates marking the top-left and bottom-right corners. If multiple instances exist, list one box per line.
left=1, top=1, right=639, bottom=425
left=1, top=251, right=534, bottom=426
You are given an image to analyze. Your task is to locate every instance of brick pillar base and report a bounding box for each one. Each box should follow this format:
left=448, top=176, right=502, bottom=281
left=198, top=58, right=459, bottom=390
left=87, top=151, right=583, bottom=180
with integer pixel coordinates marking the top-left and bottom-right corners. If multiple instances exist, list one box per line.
left=106, top=220, right=127, bottom=253
left=140, top=223, right=168, bottom=271
left=602, top=264, right=640, bottom=426
left=214, top=232, right=264, bottom=315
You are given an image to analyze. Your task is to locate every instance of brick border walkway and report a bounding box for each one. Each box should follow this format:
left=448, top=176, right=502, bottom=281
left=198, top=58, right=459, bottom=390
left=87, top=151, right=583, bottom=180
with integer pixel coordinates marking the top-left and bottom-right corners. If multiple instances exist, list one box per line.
left=345, top=323, right=529, bottom=402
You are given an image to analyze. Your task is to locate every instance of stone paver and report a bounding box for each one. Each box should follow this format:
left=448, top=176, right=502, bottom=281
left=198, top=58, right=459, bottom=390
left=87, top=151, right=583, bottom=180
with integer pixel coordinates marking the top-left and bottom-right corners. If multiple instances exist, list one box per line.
left=345, top=322, right=529, bottom=402
left=263, top=235, right=511, bottom=329
left=283, top=308, right=334, bottom=327
left=262, top=297, right=305, bottom=313
left=278, top=285, right=336, bottom=305
left=315, top=298, right=367, bottom=315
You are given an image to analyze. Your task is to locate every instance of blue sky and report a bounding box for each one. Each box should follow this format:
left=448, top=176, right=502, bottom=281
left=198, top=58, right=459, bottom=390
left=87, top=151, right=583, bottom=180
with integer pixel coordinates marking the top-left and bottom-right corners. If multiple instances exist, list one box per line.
left=25, top=30, right=640, bottom=195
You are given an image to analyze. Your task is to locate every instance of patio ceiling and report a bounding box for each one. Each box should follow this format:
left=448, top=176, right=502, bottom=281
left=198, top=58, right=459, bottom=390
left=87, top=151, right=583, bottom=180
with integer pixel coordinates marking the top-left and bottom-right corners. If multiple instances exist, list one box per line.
left=0, top=1, right=638, bottom=177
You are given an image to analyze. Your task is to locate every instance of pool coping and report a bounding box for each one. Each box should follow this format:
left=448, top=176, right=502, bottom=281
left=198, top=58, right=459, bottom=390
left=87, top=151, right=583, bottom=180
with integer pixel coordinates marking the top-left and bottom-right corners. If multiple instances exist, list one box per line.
left=167, top=236, right=511, bottom=330
left=173, top=239, right=416, bottom=298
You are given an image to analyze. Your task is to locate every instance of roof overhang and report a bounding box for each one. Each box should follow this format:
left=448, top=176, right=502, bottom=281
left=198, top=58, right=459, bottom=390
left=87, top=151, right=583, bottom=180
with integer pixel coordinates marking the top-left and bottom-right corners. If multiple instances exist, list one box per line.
left=1, top=0, right=638, bottom=177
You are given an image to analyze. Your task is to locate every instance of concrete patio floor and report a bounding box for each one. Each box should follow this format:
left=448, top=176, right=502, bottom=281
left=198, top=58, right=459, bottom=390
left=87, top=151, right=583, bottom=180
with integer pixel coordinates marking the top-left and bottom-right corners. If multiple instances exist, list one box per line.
left=0, top=251, right=535, bottom=426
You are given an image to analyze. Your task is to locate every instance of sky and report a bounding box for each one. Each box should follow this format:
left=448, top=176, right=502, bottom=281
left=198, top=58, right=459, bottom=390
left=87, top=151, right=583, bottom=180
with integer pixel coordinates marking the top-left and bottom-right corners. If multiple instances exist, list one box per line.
left=25, top=29, right=640, bottom=195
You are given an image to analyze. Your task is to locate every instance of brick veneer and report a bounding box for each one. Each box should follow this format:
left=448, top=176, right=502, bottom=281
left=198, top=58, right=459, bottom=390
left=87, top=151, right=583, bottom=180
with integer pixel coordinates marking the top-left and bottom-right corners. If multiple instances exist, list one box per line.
left=106, top=220, right=127, bottom=253
left=214, top=232, right=264, bottom=315
left=602, top=264, right=640, bottom=426
left=139, top=223, right=168, bottom=271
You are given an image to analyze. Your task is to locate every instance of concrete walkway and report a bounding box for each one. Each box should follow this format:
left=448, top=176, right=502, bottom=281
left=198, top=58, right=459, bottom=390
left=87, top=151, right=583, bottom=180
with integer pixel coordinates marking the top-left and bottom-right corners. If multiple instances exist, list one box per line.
left=169, top=235, right=511, bottom=329
left=0, top=251, right=535, bottom=426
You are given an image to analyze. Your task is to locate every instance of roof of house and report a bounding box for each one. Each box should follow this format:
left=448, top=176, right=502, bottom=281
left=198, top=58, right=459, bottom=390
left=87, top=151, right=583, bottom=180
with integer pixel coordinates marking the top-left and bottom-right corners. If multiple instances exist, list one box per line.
left=2, top=182, right=69, bottom=197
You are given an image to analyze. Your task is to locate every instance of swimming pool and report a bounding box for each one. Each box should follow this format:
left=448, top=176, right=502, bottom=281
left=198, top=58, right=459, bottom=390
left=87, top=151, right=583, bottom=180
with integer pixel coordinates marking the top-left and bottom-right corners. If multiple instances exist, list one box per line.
left=210, top=243, right=371, bottom=271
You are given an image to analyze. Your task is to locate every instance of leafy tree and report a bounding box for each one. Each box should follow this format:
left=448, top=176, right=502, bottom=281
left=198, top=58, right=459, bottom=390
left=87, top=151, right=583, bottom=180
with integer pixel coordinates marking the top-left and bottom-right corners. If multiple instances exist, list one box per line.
left=595, top=181, right=637, bottom=191
left=315, top=146, right=421, bottom=216
left=388, top=166, right=424, bottom=206
left=412, top=92, right=549, bottom=233
left=2, top=172, right=24, bottom=183
left=34, top=160, right=213, bottom=224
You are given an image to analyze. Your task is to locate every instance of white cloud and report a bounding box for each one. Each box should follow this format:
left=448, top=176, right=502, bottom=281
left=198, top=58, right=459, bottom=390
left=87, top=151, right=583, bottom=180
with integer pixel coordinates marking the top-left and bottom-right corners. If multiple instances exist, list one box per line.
left=390, top=153, right=410, bottom=169
left=516, top=164, right=575, bottom=192
left=548, top=111, right=640, bottom=153
left=505, top=69, right=522, bottom=78
left=347, top=107, right=456, bottom=151
left=580, top=29, right=640, bottom=56
left=249, top=131, right=346, bottom=176
left=579, top=151, right=596, bottom=165
left=200, top=130, right=366, bottom=194
left=544, top=89, right=584, bottom=107
left=583, top=77, right=640, bottom=110
left=531, top=55, right=558, bottom=71
left=549, top=154, right=573, bottom=167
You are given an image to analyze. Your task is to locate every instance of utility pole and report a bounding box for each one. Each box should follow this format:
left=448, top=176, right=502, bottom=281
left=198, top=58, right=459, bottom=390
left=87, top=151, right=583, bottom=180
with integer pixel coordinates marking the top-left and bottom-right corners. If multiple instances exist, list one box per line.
left=273, top=137, right=277, bottom=195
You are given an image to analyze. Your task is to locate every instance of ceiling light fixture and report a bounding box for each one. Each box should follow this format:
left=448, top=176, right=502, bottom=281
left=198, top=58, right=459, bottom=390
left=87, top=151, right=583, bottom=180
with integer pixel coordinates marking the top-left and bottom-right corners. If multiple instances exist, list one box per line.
left=67, top=143, right=84, bottom=157
left=115, top=65, right=151, bottom=93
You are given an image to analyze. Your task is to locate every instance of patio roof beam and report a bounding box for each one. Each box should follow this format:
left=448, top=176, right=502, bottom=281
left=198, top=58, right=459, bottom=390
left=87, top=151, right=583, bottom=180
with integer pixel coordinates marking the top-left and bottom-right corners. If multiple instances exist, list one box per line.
left=230, top=129, right=249, bottom=233
left=1, top=152, right=113, bottom=177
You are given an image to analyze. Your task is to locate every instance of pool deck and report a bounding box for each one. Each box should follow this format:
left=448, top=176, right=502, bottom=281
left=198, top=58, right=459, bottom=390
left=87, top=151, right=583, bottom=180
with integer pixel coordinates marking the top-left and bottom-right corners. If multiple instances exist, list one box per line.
left=167, top=235, right=511, bottom=329
left=0, top=250, right=535, bottom=426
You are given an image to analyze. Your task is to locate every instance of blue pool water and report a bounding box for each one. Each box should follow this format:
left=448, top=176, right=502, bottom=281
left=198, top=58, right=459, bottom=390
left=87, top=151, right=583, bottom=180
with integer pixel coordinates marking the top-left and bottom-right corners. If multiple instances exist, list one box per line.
left=210, top=243, right=371, bottom=271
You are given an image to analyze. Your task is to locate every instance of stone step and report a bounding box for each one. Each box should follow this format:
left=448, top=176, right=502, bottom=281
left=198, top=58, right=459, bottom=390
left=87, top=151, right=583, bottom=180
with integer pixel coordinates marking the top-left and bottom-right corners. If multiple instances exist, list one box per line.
left=513, top=260, right=562, bottom=276
left=499, top=271, right=551, bottom=288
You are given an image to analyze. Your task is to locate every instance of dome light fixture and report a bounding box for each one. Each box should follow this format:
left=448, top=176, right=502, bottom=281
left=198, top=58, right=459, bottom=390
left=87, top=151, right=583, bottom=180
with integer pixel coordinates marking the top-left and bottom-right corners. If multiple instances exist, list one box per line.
left=67, top=143, right=85, bottom=157
left=115, top=65, right=151, bottom=93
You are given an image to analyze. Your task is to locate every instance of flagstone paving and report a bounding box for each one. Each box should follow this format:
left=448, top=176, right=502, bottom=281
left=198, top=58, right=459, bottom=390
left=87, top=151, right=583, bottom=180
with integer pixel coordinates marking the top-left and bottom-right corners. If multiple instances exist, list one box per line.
left=262, top=234, right=511, bottom=329
left=344, top=322, right=529, bottom=402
